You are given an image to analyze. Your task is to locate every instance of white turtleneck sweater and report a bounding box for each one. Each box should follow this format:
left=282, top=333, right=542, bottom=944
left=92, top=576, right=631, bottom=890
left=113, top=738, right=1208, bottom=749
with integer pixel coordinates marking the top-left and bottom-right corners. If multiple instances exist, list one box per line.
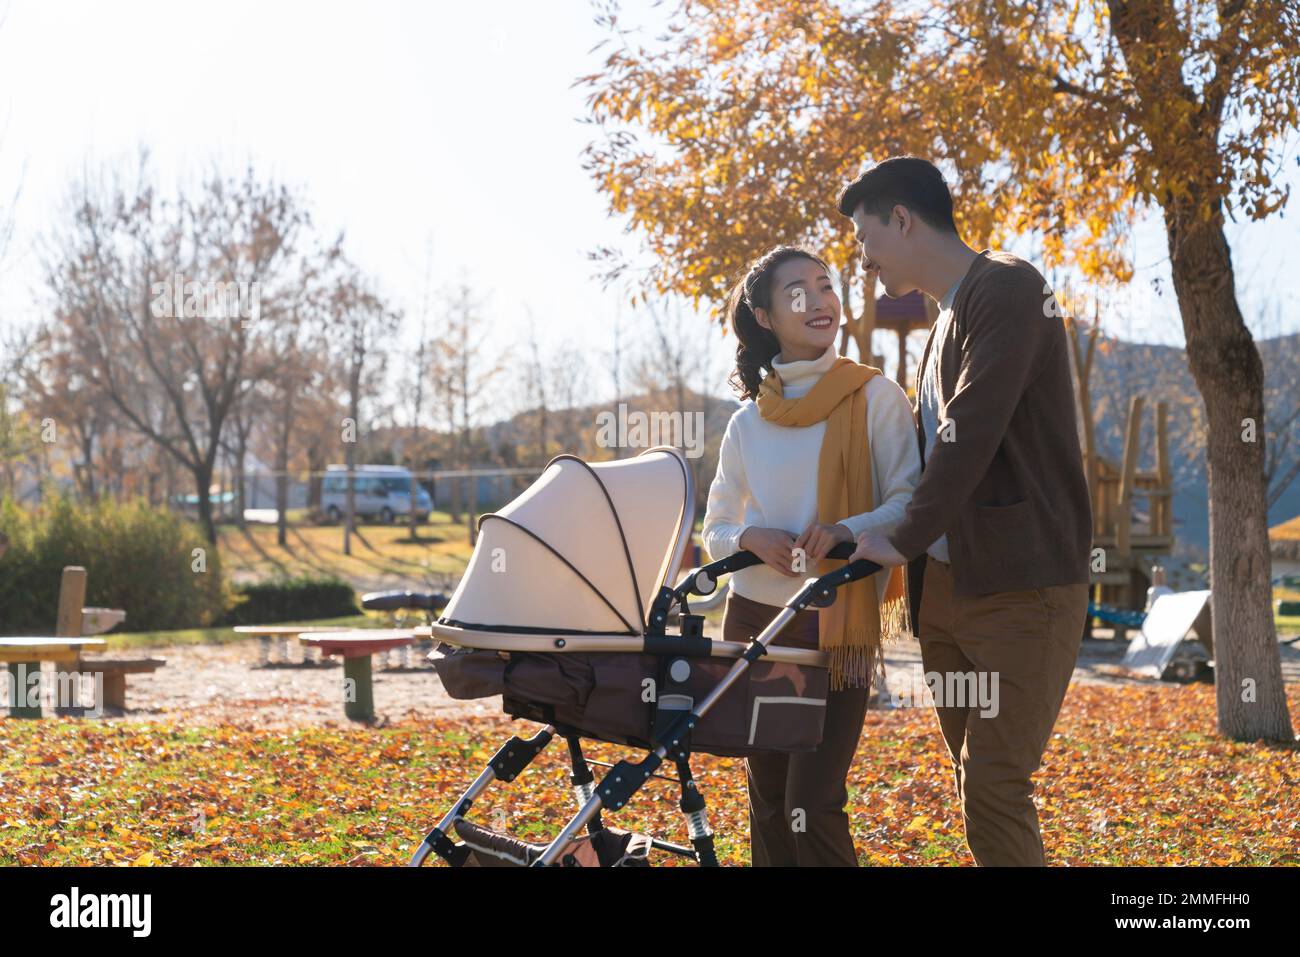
left=702, top=343, right=921, bottom=607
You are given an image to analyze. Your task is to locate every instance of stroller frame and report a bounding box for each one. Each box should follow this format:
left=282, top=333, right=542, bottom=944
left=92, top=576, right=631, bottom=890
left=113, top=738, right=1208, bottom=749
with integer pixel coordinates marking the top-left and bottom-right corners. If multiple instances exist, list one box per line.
left=409, top=448, right=881, bottom=867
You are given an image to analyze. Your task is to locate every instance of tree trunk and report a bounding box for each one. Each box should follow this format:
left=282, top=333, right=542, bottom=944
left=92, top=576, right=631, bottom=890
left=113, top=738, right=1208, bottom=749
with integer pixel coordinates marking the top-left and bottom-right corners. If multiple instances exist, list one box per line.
left=1165, top=196, right=1294, bottom=742
left=344, top=376, right=359, bottom=557
left=467, top=470, right=478, bottom=547
left=448, top=475, right=462, bottom=524
left=234, top=427, right=248, bottom=531
left=276, top=387, right=294, bottom=548
left=408, top=471, right=421, bottom=540
left=194, top=462, right=217, bottom=545
left=307, top=444, right=324, bottom=510
left=275, top=382, right=296, bottom=546
left=79, top=431, right=97, bottom=500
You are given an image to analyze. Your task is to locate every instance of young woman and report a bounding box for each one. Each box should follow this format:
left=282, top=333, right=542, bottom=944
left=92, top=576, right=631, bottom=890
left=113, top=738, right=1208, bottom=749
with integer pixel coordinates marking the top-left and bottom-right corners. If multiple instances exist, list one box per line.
left=702, top=244, right=920, bottom=867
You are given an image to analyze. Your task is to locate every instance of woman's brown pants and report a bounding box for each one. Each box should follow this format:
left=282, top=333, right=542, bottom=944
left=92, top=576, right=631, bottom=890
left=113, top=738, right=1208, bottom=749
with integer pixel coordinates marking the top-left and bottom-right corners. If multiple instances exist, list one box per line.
left=722, top=591, right=870, bottom=867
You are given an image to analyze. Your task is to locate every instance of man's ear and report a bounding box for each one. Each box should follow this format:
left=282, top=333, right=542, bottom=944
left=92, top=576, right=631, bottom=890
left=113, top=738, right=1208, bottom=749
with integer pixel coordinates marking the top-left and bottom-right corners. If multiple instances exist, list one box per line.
left=893, top=204, right=912, bottom=237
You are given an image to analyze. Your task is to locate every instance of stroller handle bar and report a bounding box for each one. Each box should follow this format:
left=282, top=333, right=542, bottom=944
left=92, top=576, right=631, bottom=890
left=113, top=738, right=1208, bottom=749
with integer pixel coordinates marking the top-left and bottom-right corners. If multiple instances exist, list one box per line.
left=668, top=540, right=882, bottom=614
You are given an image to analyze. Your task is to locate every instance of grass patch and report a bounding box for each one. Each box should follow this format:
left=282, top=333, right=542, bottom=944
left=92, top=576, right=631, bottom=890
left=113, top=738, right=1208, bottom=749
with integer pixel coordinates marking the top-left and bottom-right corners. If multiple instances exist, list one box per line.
left=218, top=513, right=475, bottom=590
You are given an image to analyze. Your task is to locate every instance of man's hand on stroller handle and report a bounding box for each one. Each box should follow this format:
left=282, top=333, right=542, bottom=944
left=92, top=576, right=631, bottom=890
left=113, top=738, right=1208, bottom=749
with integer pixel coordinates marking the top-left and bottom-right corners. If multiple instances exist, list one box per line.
left=848, top=528, right=906, bottom=568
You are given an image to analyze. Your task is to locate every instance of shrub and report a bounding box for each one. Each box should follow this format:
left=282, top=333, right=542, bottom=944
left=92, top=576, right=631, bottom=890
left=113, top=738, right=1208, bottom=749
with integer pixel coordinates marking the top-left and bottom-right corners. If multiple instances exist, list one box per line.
left=0, top=496, right=229, bottom=634
left=220, top=576, right=359, bottom=626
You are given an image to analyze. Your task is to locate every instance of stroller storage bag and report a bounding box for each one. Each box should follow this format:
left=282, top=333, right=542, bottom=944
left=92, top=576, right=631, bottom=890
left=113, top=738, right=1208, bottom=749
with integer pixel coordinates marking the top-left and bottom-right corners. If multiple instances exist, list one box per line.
left=434, top=644, right=828, bottom=757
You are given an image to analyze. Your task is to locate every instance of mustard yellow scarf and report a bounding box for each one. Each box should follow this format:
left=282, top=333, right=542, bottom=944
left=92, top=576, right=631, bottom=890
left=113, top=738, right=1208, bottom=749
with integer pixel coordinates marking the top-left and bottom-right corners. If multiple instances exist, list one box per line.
left=756, top=355, right=910, bottom=690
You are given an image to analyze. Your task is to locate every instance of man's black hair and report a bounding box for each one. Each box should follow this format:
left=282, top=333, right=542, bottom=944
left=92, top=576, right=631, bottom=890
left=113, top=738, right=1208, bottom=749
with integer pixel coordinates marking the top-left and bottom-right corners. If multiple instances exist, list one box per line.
left=837, top=155, right=959, bottom=234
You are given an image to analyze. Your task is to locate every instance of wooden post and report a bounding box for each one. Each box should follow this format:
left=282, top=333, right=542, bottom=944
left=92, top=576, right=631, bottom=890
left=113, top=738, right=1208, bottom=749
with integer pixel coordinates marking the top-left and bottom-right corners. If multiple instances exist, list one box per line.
left=56, top=567, right=87, bottom=639
left=100, top=670, right=128, bottom=710
left=1156, top=401, right=1171, bottom=537
left=6, top=662, right=42, bottom=719
left=54, top=566, right=88, bottom=716
left=343, top=654, right=374, bottom=721
left=1117, top=396, right=1145, bottom=560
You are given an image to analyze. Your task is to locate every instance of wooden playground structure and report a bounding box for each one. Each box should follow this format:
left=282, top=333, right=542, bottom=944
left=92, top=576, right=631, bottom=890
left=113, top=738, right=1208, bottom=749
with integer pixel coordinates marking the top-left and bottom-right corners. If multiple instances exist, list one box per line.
left=1063, top=319, right=1199, bottom=641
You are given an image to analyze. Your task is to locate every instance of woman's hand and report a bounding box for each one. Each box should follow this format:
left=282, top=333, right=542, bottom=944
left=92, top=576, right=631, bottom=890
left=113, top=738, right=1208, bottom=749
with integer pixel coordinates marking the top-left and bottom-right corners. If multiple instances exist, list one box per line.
left=794, top=522, right=854, bottom=566
left=738, top=526, right=801, bottom=577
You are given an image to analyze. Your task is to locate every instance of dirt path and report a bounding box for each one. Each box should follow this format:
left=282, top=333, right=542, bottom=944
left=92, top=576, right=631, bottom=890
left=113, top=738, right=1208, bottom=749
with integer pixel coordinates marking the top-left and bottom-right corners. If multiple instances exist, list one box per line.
left=12, top=639, right=499, bottom=728
left=17, top=629, right=1292, bottom=728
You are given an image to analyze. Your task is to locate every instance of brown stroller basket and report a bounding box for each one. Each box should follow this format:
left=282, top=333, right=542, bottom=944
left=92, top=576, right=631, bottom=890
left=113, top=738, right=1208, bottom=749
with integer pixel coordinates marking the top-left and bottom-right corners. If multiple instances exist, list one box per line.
left=414, top=447, right=881, bottom=867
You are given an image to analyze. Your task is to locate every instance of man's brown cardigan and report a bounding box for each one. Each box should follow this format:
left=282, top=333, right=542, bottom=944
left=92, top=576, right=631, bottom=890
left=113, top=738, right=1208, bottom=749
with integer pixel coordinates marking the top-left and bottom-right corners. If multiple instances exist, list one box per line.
left=887, top=250, right=1093, bottom=614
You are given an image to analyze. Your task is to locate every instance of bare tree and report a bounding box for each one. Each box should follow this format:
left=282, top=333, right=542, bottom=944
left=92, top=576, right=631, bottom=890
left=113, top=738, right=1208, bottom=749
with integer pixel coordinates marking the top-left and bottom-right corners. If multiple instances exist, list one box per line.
left=437, top=281, right=506, bottom=541
left=407, top=237, right=436, bottom=540
left=325, top=263, right=400, bottom=555
left=548, top=341, right=593, bottom=456
left=520, top=310, right=551, bottom=463
left=41, top=156, right=313, bottom=542
left=629, top=296, right=714, bottom=494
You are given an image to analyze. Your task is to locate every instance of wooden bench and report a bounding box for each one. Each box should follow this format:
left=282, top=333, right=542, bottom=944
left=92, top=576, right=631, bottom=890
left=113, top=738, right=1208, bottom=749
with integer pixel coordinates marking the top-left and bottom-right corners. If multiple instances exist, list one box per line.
left=76, top=657, right=167, bottom=710
left=0, top=637, right=107, bottom=717
left=2, top=566, right=165, bottom=717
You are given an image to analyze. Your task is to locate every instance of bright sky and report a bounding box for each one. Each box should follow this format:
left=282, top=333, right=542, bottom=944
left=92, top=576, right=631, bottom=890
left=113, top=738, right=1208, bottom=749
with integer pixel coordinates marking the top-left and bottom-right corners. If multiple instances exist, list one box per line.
left=0, top=0, right=1296, bottom=410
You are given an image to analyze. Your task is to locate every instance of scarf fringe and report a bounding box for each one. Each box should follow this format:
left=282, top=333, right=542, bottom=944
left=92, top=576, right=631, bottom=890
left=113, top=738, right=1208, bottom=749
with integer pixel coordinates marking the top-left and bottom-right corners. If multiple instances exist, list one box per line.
left=828, top=643, right=875, bottom=692
left=824, top=591, right=911, bottom=691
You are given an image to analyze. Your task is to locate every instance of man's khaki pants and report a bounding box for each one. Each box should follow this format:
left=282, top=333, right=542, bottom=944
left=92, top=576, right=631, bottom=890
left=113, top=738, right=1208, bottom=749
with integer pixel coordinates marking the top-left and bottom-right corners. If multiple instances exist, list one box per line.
left=917, top=556, right=1088, bottom=866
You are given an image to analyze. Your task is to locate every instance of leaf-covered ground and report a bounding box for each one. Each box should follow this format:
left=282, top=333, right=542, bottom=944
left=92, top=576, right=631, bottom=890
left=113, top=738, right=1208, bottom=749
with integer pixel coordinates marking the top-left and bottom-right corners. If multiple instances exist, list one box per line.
left=1, top=682, right=1296, bottom=866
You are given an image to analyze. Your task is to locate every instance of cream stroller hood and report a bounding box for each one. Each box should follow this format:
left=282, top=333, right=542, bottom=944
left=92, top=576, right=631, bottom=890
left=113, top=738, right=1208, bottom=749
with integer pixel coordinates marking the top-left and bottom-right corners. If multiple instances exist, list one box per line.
left=439, top=447, right=694, bottom=636
left=419, top=445, right=884, bottom=866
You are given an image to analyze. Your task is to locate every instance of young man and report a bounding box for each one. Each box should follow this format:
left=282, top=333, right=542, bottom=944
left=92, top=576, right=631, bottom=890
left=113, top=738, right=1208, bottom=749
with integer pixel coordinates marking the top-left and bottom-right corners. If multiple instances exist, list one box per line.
left=842, top=156, right=1093, bottom=866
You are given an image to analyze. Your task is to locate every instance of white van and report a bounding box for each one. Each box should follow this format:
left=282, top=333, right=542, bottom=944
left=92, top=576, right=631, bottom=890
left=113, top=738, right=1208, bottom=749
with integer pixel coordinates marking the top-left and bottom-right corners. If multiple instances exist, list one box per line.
left=321, top=465, right=432, bottom=524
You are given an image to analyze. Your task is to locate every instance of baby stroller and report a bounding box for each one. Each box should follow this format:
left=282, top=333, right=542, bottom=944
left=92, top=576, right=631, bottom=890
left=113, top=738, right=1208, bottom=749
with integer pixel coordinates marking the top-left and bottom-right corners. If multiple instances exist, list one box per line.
left=413, top=446, right=880, bottom=867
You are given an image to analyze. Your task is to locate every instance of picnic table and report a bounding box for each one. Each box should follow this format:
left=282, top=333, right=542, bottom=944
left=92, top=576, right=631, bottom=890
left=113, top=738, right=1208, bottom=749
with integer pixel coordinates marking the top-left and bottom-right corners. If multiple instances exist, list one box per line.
left=0, top=637, right=107, bottom=718
left=297, top=629, right=417, bottom=721
left=2, top=567, right=167, bottom=718
left=232, top=625, right=352, bottom=666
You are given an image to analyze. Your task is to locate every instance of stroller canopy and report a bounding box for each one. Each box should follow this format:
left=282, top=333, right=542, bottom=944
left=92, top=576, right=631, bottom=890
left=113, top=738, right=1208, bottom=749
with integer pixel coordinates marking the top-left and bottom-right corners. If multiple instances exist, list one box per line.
left=439, top=447, right=694, bottom=637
